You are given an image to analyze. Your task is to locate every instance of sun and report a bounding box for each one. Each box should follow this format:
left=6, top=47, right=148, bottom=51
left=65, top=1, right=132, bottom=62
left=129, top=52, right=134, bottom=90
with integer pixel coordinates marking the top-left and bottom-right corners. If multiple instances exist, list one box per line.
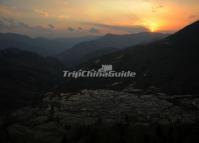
left=149, top=23, right=159, bottom=32
left=142, top=21, right=161, bottom=32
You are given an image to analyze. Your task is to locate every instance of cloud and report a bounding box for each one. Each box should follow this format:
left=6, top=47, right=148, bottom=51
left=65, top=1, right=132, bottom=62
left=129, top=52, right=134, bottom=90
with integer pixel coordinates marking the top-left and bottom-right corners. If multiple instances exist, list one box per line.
left=18, top=22, right=32, bottom=29
left=0, top=3, right=21, bottom=17
left=78, top=27, right=83, bottom=30
left=83, top=22, right=149, bottom=34
left=89, top=28, right=100, bottom=33
left=0, top=17, right=20, bottom=30
left=188, top=14, right=199, bottom=19
left=152, top=4, right=164, bottom=13
left=34, top=9, right=49, bottom=17
left=48, top=24, right=55, bottom=29
left=67, top=27, right=75, bottom=32
left=0, top=17, right=52, bottom=34
left=142, top=0, right=164, bottom=12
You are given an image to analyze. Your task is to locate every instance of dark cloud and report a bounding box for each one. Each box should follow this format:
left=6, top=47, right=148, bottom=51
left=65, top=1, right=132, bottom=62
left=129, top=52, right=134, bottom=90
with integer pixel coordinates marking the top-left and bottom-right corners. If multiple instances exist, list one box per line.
left=0, top=17, right=51, bottom=33
left=89, top=28, right=100, bottom=33
left=0, top=17, right=18, bottom=30
left=18, top=22, right=32, bottom=29
left=34, top=25, right=49, bottom=31
left=67, top=27, right=75, bottom=32
left=2, top=17, right=14, bottom=23
left=48, top=24, right=55, bottom=29
left=78, top=27, right=83, bottom=30
left=84, top=22, right=149, bottom=34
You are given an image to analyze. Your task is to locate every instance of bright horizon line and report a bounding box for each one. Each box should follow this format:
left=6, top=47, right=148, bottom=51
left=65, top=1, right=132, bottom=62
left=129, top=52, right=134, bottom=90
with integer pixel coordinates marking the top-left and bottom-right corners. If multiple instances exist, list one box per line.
left=0, top=30, right=175, bottom=39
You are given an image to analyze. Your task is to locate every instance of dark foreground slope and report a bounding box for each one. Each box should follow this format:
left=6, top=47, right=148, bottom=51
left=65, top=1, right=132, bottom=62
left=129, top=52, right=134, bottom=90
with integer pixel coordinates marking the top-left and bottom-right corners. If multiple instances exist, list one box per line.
left=1, top=89, right=199, bottom=143
left=0, top=48, right=63, bottom=112
left=78, top=20, right=199, bottom=94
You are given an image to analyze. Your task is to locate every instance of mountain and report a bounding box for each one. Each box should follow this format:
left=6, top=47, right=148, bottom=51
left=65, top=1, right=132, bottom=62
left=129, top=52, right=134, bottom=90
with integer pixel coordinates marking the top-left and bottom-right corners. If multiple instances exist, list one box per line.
left=168, top=20, right=199, bottom=47
left=0, top=48, right=63, bottom=112
left=78, top=20, right=199, bottom=94
left=0, top=33, right=97, bottom=56
left=58, top=32, right=169, bottom=67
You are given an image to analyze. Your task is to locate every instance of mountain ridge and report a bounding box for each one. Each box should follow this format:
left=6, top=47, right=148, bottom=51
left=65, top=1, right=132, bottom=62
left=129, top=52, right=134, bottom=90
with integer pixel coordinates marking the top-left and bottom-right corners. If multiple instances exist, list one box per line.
left=0, top=32, right=98, bottom=56
left=58, top=32, right=169, bottom=67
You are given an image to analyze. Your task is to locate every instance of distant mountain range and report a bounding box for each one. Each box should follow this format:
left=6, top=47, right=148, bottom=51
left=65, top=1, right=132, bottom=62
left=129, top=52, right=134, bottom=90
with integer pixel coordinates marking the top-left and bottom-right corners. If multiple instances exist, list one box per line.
left=80, top=20, right=199, bottom=94
left=0, top=32, right=168, bottom=112
left=58, top=32, right=169, bottom=67
left=0, top=33, right=97, bottom=56
left=1, top=20, right=199, bottom=113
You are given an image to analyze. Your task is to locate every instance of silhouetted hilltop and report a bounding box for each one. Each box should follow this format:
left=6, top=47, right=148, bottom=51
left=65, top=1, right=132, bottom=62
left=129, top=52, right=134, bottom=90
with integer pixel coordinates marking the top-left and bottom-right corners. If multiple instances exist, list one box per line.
left=168, top=20, right=199, bottom=47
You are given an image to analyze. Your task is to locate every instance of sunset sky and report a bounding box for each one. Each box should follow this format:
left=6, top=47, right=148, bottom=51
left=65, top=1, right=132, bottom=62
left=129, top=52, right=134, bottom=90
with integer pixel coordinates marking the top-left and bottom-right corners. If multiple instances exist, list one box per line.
left=0, top=0, right=198, bottom=38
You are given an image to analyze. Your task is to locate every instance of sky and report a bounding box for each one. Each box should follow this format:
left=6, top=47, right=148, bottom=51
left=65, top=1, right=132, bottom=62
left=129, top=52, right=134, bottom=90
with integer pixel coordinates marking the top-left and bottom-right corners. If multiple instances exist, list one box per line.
left=0, top=0, right=198, bottom=38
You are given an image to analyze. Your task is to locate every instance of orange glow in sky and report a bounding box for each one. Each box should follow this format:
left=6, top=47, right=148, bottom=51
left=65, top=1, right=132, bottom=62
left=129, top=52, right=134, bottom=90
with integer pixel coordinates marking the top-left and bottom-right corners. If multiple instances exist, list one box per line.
left=0, top=0, right=198, bottom=37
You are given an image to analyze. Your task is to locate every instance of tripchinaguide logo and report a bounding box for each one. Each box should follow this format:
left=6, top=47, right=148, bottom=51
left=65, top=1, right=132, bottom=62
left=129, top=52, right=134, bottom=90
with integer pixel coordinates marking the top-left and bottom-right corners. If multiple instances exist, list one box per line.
left=63, top=65, right=136, bottom=78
